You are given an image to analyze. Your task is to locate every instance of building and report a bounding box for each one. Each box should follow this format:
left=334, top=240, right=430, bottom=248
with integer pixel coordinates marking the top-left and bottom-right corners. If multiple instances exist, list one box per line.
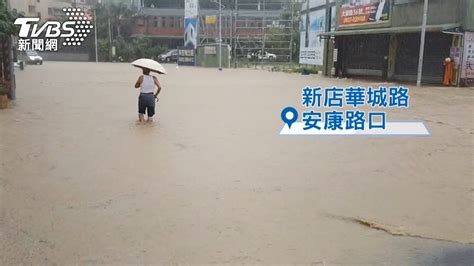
left=10, top=0, right=90, bottom=21
left=318, top=0, right=474, bottom=85
left=130, top=0, right=291, bottom=58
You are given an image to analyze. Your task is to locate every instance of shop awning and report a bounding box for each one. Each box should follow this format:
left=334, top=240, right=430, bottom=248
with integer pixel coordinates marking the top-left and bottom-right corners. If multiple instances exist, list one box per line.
left=319, top=23, right=461, bottom=37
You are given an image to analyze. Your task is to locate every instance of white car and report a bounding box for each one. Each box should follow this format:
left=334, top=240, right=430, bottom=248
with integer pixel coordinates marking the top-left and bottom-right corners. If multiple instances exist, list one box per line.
left=247, top=50, right=277, bottom=61
left=23, top=50, right=43, bottom=65
left=258, top=51, right=277, bottom=61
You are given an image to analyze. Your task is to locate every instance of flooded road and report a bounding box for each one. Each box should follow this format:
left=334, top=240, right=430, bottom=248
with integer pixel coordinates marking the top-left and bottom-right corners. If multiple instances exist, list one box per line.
left=1, top=62, right=473, bottom=264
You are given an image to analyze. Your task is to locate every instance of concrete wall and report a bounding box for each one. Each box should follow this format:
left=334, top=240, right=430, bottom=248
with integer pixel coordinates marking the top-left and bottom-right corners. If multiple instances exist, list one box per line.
left=335, top=0, right=465, bottom=30
left=9, top=0, right=89, bottom=21
left=464, top=0, right=474, bottom=31
left=392, top=0, right=463, bottom=27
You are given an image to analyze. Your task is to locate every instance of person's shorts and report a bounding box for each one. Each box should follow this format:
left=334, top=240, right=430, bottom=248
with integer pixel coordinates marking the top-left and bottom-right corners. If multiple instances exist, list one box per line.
left=138, top=93, right=155, bottom=117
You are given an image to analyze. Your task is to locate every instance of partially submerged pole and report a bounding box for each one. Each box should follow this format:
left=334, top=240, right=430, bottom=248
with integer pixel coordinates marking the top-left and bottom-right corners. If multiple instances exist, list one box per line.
left=218, top=0, right=222, bottom=71
left=416, top=0, right=429, bottom=86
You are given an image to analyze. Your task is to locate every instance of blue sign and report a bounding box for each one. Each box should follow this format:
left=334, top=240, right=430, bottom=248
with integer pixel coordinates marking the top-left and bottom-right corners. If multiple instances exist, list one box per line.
left=280, top=85, right=429, bottom=136
left=184, top=18, right=197, bottom=49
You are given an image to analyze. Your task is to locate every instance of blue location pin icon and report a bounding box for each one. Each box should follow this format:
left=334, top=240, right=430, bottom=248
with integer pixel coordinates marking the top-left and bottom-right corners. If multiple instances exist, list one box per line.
left=281, top=106, right=298, bottom=129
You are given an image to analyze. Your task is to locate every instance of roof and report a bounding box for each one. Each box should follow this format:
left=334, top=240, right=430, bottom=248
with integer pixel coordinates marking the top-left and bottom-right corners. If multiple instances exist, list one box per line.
left=319, top=23, right=461, bottom=36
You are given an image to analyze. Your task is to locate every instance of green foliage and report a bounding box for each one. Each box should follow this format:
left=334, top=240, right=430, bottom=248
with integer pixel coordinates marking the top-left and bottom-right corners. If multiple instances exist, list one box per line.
left=92, top=0, right=299, bottom=62
left=93, top=2, right=170, bottom=62
left=263, top=1, right=301, bottom=61
left=280, top=0, right=301, bottom=61
left=10, top=8, right=25, bottom=20
left=112, top=36, right=167, bottom=62
left=0, top=0, right=16, bottom=38
left=291, top=65, right=320, bottom=74
left=97, top=39, right=111, bottom=61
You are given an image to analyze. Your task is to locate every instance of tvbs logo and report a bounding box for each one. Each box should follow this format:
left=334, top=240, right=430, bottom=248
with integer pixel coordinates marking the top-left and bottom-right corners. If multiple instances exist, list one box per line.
left=14, top=7, right=93, bottom=52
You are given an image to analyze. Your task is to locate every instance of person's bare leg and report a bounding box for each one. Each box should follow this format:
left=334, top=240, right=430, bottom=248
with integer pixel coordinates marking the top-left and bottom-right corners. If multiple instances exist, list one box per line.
left=147, top=117, right=153, bottom=123
left=138, top=113, right=145, bottom=122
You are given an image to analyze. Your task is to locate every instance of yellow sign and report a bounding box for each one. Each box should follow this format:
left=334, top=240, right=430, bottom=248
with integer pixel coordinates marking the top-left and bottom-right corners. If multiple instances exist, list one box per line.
left=205, top=15, right=217, bottom=25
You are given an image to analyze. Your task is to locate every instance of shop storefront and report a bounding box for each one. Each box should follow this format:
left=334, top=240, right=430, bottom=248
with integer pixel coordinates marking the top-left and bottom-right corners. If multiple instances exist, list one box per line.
left=329, top=26, right=456, bottom=83
left=319, top=0, right=469, bottom=85
left=335, top=34, right=390, bottom=78
left=393, top=32, right=452, bottom=83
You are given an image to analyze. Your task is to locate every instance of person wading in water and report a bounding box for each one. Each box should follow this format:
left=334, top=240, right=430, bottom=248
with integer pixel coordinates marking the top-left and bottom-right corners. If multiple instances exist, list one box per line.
left=134, top=68, right=162, bottom=123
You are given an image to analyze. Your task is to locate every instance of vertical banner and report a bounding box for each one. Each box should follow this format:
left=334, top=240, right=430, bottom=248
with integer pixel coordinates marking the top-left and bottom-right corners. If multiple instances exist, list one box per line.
left=299, top=9, right=326, bottom=66
left=185, top=0, right=198, bottom=18
left=184, top=0, right=198, bottom=50
left=309, top=9, right=326, bottom=65
left=461, top=32, right=474, bottom=85
left=184, top=18, right=197, bottom=49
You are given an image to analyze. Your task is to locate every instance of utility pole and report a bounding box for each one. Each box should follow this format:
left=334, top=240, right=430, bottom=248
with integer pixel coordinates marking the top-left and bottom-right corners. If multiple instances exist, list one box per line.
left=234, top=0, right=238, bottom=68
left=261, top=0, right=266, bottom=69
left=416, top=0, right=429, bottom=86
left=6, top=0, right=15, bottom=100
left=101, top=0, right=113, bottom=61
left=305, top=0, right=309, bottom=47
left=289, top=0, right=294, bottom=66
left=106, top=0, right=112, bottom=57
left=218, top=0, right=223, bottom=71
left=94, top=7, right=98, bottom=62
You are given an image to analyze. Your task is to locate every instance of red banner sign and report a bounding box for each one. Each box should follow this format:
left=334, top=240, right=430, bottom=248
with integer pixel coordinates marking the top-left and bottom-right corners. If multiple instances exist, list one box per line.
left=339, top=0, right=390, bottom=27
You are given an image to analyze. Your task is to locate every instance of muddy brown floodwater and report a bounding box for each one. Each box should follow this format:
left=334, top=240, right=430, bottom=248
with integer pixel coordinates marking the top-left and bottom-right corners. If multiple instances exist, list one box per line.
left=1, top=62, right=473, bottom=265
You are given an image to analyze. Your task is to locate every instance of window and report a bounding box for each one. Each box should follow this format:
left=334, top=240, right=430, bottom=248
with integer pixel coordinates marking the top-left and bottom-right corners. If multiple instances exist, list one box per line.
left=160, top=16, right=166, bottom=28
left=37, top=0, right=40, bottom=2
left=28, top=5, right=36, bottom=13
left=37, top=12, right=41, bottom=19
left=175, top=16, right=181, bottom=28
left=169, top=16, right=175, bottom=28
left=48, top=8, right=53, bottom=15
left=153, top=16, right=158, bottom=27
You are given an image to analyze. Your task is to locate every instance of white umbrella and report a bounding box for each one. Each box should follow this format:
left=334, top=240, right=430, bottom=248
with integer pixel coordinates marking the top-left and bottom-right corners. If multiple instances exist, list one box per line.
left=131, top=58, right=167, bottom=75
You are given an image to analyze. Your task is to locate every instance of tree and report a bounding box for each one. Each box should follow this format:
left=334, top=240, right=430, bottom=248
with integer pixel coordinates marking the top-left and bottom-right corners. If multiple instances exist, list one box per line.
left=92, top=2, right=168, bottom=62
left=0, top=0, right=16, bottom=38
left=266, top=0, right=301, bottom=62
left=110, top=3, right=136, bottom=38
